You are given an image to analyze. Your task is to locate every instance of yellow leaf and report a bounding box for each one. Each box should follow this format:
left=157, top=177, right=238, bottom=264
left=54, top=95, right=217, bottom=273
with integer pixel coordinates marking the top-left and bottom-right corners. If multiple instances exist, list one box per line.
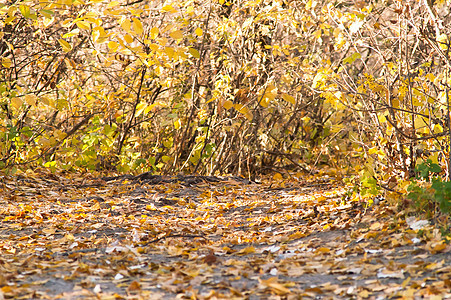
left=222, top=100, right=233, bottom=110
left=108, top=41, right=119, bottom=51
left=120, top=18, right=131, bottom=32
left=288, top=231, right=307, bottom=240
left=63, top=28, right=80, bottom=39
left=19, top=5, right=31, bottom=18
left=92, top=26, right=108, bottom=43
left=169, top=30, right=183, bottom=40
left=54, top=129, right=67, bottom=140
left=412, top=97, right=424, bottom=106
left=24, top=94, right=37, bottom=106
left=58, top=39, right=72, bottom=52
left=195, top=27, right=203, bottom=36
left=402, top=277, right=411, bottom=288
left=135, top=102, right=147, bottom=117
left=234, top=103, right=253, bottom=121
left=11, top=97, right=23, bottom=110
left=316, top=247, right=330, bottom=254
left=132, top=18, right=143, bottom=36
left=124, top=34, right=133, bottom=43
left=358, top=290, right=370, bottom=298
left=107, top=1, right=120, bottom=7
left=158, top=37, right=168, bottom=46
left=273, top=173, right=283, bottom=180
left=426, top=73, right=435, bottom=82
left=433, top=124, right=443, bottom=134
left=146, top=204, right=156, bottom=210
left=150, top=27, right=159, bottom=39
left=237, top=246, right=255, bottom=255
left=431, top=242, right=447, bottom=253
left=39, top=137, right=50, bottom=148
left=312, top=72, right=325, bottom=88
left=189, top=47, right=200, bottom=58
left=162, top=5, right=175, bottom=12
left=1, top=57, right=12, bottom=68
left=76, top=20, right=90, bottom=30
left=282, top=93, right=295, bottom=104
left=260, top=277, right=291, bottom=295
left=164, top=47, right=175, bottom=58
left=391, top=97, right=400, bottom=108
left=430, top=151, right=439, bottom=164
left=437, top=34, right=449, bottom=51
left=40, top=96, right=54, bottom=108
left=259, top=96, right=269, bottom=108
left=174, top=118, right=181, bottom=129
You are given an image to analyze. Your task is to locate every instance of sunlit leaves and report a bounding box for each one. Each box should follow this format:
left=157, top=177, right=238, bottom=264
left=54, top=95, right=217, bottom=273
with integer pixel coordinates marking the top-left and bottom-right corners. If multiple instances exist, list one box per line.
left=174, top=118, right=181, bottom=129
left=169, top=29, right=183, bottom=40
left=161, top=5, right=176, bottom=13
left=343, top=52, right=361, bottom=64
left=1, top=57, right=12, bottom=68
left=10, top=97, right=23, bottom=110
left=75, top=20, right=90, bottom=30
left=107, top=1, right=120, bottom=8
left=19, top=4, right=36, bottom=19
left=124, top=34, right=133, bottom=43
left=281, top=93, right=295, bottom=105
left=132, top=18, right=143, bottom=36
left=234, top=103, right=253, bottom=121
left=150, top=27, right=159, bottom=39
left=39, top=9, right=54, bottom=19
left=58, top=38, right=72, bottom=52
left=188, top=47, right=200, bottom=58
left=120, top=18, right=131, bottom=32
left=436, top=34, right=449, bottom=51
left=107, top=41, right=119, bottom=52
left=92, top=26, right=109, bottom=43
left=194, top=27, right=203, bottom=36
left=258, top=84, right=277, bottom=108
left=222, top=100, right=233, bottom=110
left=3, top=173, right=449, bottom=298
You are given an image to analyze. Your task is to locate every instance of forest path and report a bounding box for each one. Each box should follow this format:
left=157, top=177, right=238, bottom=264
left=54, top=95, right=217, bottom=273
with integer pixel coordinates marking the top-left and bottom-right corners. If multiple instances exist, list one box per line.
left=1, top=173, right=450, bottom=299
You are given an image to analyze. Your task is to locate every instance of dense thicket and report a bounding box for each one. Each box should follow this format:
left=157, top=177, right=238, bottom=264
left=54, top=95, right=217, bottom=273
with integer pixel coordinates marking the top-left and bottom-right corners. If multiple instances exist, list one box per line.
left=1, top=0, right=450, bottom=199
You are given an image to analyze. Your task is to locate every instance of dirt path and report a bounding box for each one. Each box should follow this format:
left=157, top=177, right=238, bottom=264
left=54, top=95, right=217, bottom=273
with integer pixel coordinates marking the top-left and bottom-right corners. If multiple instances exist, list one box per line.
left=1, top=173, right=450, bottom=299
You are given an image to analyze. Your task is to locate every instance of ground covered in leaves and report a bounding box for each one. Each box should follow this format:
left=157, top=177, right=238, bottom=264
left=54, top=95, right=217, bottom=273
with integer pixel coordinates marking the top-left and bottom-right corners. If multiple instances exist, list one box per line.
left=1, top=172, right=450, bottom=299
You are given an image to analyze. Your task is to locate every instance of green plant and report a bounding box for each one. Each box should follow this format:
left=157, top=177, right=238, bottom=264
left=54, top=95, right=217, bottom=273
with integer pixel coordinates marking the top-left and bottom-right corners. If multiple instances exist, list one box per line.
left=431, top=179, right=451, bottom=215
left=407, top=160, right=451, bottom=216
left=415, top=159, right=442, bottom=182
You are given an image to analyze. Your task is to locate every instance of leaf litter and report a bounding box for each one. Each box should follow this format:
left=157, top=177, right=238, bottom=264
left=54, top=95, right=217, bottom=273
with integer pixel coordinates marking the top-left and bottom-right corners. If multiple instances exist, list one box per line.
left=0, top=171, right=450, bottom=299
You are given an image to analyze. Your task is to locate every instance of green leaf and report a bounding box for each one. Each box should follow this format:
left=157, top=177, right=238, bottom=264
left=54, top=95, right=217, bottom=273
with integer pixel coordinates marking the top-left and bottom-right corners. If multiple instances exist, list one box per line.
left=39, top=9, right=54, bottom=18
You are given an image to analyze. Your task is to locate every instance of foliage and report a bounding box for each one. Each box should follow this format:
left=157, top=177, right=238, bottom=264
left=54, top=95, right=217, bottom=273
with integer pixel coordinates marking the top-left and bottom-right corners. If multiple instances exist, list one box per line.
left=0, top=0, right=367, bottom=177
left=1, top=0, right=451, bottom=216
left=431, top=179, right=451, bottom=214
left=1, top=173, right=450, bottom=298
left=328, top=0, right=451, bottom=193
left=407, top=160, right=451, bottom=215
